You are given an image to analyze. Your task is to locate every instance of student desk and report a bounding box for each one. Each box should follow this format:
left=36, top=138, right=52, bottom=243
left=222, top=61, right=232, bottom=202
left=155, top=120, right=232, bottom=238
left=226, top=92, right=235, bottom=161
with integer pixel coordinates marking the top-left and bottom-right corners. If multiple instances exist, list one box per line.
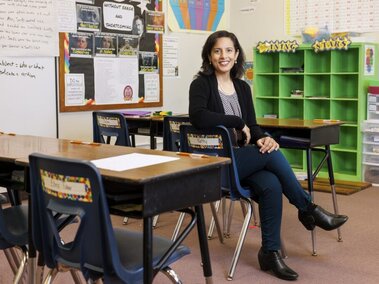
left=0, top=133, right=229, bottom=284
left=257, top=118, right=343, bottom=255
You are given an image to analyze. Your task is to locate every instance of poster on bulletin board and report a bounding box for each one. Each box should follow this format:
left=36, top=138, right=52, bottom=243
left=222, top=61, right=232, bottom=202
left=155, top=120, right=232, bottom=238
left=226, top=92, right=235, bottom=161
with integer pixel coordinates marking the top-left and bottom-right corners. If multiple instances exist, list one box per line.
left=59, top=0, right=163, bottom=112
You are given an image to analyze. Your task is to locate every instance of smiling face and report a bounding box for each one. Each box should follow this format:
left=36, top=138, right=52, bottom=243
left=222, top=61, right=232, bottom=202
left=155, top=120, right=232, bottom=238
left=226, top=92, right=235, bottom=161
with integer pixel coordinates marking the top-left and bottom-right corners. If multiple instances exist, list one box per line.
left=209, top=37, right=239, bottom=76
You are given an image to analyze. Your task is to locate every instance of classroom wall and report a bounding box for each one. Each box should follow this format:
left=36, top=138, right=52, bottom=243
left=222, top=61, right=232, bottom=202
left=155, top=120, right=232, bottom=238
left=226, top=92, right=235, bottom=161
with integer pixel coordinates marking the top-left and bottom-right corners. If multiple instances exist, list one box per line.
left=230, top=0, right=379, bottom=60
left=59, top=0, right=379, bottom=142
left=230, top=1, right=291, bottom=61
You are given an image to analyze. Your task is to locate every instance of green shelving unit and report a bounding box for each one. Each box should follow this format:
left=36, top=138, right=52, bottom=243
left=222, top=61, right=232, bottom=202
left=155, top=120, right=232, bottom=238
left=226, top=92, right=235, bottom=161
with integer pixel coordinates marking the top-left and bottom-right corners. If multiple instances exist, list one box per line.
left=253, top=43, right=379, bottom=181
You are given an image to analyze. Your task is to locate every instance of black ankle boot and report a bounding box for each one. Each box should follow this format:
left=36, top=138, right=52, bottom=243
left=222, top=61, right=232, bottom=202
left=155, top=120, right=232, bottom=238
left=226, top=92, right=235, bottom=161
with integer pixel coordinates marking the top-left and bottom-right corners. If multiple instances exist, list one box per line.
left=258, top=247, right=298, bottom=281
left=298, top=203, right=348, bottom=231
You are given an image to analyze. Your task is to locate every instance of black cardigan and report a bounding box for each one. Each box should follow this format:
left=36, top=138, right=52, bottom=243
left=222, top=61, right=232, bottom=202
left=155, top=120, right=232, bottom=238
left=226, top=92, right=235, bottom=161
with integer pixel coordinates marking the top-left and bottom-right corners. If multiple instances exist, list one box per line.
left=189, top=73, right=266, bottom=144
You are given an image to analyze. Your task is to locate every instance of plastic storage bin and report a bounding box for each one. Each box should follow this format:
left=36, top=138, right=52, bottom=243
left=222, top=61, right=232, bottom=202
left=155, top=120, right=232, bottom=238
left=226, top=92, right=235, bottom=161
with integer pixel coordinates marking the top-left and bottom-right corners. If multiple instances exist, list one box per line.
left=362, top=120, right=379, bottom=185
left=367, top=86, right=379, bottom=121
left=362, top=164, right=379, bottom=186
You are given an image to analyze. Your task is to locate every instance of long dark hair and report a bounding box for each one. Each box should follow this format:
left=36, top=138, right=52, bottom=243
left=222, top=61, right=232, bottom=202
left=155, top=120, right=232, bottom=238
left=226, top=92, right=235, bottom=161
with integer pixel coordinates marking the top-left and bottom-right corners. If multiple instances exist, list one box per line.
left=197, top=30, right=245, bottom=79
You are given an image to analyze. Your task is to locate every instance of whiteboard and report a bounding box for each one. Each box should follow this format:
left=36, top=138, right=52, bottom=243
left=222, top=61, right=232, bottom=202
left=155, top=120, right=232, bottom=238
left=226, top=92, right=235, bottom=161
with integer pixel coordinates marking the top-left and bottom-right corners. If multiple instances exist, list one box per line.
left=0, top=57, right=57, bottom=137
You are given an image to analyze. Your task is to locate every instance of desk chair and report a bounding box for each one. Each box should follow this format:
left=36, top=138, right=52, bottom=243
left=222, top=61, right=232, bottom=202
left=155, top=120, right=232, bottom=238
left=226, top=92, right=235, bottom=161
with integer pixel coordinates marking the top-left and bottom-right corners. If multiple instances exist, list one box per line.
left=0, top=163, right=25, bottom=206
left=180, top=125, right=287, bottom=281
left=93, top=111, right=143, bottom=226
left=163, top=116, right=191, bottom=152
left=29, top=153, right=192, bottom=284
left=92, top=111, right=132, bottom=146
left=163, top=116, right=224, bottom=243
left=0, top=199, right=28, bottom=283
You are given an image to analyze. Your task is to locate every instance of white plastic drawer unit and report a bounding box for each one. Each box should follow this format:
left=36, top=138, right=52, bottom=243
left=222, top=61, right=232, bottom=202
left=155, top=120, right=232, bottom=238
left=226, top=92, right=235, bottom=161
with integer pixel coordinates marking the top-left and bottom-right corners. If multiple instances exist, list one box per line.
left=361, top=120, right=379, bottom=132
left=362, top=163, right=379, bottom=186
left=362, top=121, right=379, bottom=143
left=363, top=152, right=379, bottom=164
left=363, top=141, right=379, bottom=153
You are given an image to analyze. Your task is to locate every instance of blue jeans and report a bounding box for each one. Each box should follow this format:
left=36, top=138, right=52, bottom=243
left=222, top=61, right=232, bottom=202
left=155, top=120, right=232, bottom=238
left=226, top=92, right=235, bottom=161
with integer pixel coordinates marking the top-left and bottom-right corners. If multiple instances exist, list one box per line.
left=234, top=145, right=311, bottom=251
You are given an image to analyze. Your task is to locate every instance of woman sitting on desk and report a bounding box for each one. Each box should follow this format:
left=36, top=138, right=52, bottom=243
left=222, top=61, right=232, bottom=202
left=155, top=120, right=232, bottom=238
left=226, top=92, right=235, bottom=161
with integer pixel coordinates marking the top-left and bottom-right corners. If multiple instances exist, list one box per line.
left=189, top=30, right=348, bottom=281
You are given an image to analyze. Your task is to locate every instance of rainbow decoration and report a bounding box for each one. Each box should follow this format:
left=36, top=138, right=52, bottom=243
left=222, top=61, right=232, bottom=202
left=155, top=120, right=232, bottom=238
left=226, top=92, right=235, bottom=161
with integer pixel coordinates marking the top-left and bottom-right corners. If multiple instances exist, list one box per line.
left=63, top=33, right=70, bottom=74
left=169, top=0, right=225, bottom=32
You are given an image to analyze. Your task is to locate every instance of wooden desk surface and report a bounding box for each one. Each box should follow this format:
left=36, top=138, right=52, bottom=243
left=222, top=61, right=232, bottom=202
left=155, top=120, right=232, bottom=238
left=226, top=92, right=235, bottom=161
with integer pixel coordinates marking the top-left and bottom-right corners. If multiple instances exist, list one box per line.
left=3, top=134, right=229, bottom=184
left=257, top=118, right=343, bottom=129
left=257, top=118, right=342, bottom=147
left=124, top=114, right=188, bottom=122
left=0, top=134, right=71, bottom=163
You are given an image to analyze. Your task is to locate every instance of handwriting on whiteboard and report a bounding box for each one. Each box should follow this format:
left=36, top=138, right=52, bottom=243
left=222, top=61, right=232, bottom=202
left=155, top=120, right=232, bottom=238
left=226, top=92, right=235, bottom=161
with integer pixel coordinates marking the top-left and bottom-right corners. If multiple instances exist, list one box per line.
left=0, top=0, right=58, bottom=56
left=0, top=59, right=46, bottom=79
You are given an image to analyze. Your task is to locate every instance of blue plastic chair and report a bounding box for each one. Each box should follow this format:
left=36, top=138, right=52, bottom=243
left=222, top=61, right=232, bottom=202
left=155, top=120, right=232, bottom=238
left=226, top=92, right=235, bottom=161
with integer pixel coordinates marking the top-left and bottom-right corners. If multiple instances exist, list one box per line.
left=29, top=153, right=191, bottom=283
left=162, top=116, right=191, bottom=152
left=0, top=163, right=24, bottom=206
left=0, top=198, right=28, bottom=282
left=92, top=111, right=132, bottom=146
left=163, top=116, right=224, bottom=242
left=93, top=111, right=136, bottom=225
left=179, top=125, right=267, bottom=280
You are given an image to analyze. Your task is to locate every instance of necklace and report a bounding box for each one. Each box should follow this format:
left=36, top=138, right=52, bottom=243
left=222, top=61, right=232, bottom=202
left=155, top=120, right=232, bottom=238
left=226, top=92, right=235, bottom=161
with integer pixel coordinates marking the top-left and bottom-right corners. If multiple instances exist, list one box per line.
left=218, top=80, right=235, bottom=95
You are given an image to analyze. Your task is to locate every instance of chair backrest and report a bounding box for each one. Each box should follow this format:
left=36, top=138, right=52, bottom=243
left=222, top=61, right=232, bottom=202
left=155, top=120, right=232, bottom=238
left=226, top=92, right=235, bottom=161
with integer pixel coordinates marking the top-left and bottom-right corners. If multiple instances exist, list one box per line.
left=162, top=116, right=191, bottom=151
left=29, top=153, right=123, bottom=281
left=92, top=111, right=131, bottom=146
left=179, top=125, right=250, bottom=200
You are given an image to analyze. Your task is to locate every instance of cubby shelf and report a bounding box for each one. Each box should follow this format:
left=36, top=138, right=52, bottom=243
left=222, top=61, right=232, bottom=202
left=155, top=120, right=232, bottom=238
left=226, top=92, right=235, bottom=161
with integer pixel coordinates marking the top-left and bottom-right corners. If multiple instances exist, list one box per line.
left=253, top=43, right=378, bottom=181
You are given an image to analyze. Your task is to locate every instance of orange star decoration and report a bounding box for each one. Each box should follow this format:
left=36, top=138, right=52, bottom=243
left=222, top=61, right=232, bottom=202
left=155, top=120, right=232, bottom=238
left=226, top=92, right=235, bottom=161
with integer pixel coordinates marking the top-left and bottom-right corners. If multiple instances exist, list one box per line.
left=256, top=40, right=299, bottom=53
left=312, top=37, right=351, bottom=53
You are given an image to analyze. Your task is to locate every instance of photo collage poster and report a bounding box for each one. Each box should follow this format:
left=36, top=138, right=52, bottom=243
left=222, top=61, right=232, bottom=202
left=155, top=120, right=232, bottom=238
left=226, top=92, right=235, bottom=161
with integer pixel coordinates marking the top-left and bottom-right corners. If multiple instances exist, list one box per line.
left=63, top=0, right=164, bottom=109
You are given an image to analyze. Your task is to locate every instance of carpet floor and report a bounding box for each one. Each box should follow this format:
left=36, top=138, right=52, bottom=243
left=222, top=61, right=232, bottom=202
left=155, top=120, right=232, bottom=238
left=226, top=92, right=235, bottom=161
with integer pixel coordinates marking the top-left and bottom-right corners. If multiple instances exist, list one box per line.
left=1, top=186, right=379, bottom=284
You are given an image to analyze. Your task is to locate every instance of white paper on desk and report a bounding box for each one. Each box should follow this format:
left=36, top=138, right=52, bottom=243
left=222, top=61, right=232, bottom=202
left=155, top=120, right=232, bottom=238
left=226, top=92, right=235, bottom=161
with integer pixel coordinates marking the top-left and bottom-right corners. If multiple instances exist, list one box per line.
left=91, top=153, right=179, bottom=171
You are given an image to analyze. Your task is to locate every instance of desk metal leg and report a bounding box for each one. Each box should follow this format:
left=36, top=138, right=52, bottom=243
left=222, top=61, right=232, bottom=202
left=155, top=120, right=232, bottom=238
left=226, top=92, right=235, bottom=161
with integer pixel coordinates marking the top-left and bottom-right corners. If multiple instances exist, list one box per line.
left=149, top=122, right=157, bottom=150
left=25, top=171, right=37, bottom=284
left=27, top=226, right=37, bottom=284
left=306, top=149, right=317, bottom=256
left=325, top=145, right=343, bottom=242
left=130, top=134, right=136, bottom=147
left=195, top=205, right=213, bottom=284
left=143, top=217, right=153, bottom=284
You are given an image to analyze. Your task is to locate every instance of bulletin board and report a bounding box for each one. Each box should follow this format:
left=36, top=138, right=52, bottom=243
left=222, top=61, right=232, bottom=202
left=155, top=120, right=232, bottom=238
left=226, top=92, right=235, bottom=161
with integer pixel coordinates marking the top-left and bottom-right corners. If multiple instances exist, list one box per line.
left=59, top=0, right=164, bottom=112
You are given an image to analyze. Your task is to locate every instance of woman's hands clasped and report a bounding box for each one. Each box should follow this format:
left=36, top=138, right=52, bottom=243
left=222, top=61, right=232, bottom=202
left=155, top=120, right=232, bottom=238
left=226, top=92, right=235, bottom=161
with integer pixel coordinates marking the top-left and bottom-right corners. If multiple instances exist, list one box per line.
left=257, top=136, right=279, bottom=154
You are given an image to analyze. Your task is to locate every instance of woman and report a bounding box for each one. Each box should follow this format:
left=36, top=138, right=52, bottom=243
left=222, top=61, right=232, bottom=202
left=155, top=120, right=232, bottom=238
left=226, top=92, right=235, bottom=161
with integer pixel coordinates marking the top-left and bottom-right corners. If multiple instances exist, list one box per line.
left=189, top=30, right=348, bottom=281
left=101, top=36, right=114, bottom=49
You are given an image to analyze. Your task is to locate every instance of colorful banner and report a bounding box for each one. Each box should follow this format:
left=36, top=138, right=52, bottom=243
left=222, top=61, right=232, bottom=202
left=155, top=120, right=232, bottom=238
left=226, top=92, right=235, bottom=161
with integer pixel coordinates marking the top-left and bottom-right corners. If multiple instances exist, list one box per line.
left=168, top=0, right=226, bottom=32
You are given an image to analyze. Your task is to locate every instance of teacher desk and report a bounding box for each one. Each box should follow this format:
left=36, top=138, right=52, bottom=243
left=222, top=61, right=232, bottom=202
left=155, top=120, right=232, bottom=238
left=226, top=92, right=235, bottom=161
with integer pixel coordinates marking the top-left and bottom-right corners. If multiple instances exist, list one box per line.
left=257, top=118, right=343, bottom=256
left=0, top=133, right=229, bottom=284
